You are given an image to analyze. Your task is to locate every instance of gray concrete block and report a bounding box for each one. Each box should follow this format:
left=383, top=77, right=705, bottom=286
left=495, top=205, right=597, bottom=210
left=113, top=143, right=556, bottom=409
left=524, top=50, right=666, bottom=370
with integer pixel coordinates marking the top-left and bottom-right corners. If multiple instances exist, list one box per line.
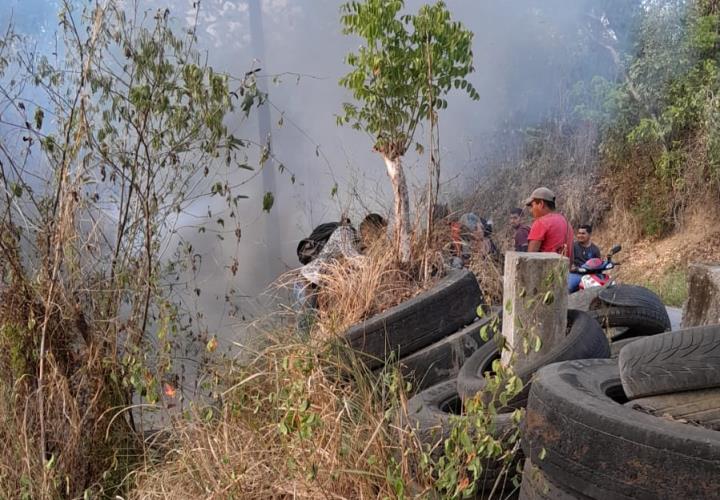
left=501, top=251, right=569, bottom=370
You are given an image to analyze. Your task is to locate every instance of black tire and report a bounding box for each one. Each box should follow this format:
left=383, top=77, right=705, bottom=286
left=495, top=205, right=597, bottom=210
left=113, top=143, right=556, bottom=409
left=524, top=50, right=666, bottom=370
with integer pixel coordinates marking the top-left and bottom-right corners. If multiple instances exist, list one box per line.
left=457, top=310, right=609, bottom=405
left=404, top=379, right=520, bottom=494
left=522, top=359, right=720, bottom=500
left=626, top=388, right=720, bottom=431
left=609, top=335, right=646, bottom=358
left=587, top=285, right=670, bottom=340
left=619, top=325, right=720, bottom=399
left=567, top=286, right=604, bottom=312
left=397, top=309, right=500, bottom=392
left=519, top=460, right=588, bottom=500
left=344, top=269, right=482, bottom=370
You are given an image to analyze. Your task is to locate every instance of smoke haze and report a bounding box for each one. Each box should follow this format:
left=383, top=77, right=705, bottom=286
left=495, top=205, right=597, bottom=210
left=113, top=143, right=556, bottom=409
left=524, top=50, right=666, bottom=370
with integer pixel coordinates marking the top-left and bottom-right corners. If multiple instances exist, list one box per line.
left=0, top=0, right=622, bottom=347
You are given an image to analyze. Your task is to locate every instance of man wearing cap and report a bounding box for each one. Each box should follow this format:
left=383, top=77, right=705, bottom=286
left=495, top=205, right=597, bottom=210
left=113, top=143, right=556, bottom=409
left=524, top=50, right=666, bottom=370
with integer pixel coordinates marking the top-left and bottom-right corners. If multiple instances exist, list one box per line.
left=524, top=187, right=574, bottom=262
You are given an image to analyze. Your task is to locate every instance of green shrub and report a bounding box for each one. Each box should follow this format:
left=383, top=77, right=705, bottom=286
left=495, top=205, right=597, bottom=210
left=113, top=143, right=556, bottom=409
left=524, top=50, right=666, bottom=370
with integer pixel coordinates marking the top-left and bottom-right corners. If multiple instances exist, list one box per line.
left=643, top=267, right=688, bottom=307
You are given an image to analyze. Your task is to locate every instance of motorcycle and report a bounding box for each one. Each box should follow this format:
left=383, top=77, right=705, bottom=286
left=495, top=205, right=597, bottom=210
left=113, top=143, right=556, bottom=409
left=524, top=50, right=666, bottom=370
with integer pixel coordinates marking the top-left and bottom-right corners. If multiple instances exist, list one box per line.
left=570, top=244, right=622, bottom=293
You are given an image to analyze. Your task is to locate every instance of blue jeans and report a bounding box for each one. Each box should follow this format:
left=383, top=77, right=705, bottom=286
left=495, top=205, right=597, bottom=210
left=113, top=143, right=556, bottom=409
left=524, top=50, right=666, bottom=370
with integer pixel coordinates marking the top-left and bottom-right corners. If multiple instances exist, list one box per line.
left=568, top=273, right=582, bottom=293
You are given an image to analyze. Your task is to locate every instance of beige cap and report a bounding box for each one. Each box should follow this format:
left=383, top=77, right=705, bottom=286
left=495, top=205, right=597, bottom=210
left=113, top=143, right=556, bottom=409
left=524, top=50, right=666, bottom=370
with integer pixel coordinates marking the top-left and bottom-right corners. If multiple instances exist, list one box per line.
left=524, top=187, right=556, bottom=206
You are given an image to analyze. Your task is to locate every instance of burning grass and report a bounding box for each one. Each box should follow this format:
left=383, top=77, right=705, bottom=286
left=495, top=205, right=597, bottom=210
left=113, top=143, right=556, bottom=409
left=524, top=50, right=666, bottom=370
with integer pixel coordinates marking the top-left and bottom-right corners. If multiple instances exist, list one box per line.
left=129, top=219, right=513, bottom=498
left=130, top=335, right=432, bottom=498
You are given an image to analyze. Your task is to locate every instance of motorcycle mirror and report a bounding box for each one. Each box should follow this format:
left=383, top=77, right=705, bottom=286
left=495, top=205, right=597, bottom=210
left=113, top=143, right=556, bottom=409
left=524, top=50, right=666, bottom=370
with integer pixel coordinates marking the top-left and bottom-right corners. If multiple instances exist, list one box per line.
left=609, top=244, right=622, bottom=256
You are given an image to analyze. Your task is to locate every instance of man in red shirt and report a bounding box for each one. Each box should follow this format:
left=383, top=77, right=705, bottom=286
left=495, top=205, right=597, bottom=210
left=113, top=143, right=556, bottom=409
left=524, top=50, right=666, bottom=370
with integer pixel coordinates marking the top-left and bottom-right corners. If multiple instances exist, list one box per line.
left=525, top=187, right=574, bottom=262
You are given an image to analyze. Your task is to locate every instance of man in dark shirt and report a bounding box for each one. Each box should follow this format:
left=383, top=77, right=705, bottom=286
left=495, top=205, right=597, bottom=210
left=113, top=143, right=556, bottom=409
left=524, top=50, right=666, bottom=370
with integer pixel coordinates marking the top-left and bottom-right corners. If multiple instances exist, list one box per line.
left=572, top=224, right=601, bottom=269
left=509, top=207, right=530, bottom=252
left=569, top=224, right=601, bottom=292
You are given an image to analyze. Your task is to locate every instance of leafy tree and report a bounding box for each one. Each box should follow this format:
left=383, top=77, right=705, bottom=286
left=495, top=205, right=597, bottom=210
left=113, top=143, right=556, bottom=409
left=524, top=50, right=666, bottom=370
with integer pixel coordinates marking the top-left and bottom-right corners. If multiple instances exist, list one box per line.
left=0, top=1, right=265, bottom=494
left=580, top=0, right=720, bottom=234
left=339, top=0, right=478, bottom=262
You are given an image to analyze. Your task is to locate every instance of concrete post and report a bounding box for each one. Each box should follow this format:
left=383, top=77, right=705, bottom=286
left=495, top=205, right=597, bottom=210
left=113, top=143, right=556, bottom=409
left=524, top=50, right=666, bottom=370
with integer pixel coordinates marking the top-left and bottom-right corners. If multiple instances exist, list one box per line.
left=501, top=252, right=569, bottom=369
left=682, top=263, right=720, bottom=327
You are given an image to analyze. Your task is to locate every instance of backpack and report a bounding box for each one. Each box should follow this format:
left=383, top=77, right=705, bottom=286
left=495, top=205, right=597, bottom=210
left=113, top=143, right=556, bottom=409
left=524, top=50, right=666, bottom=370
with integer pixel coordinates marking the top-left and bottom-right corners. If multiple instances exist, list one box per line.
left=296, top=222, right=341, bottom=265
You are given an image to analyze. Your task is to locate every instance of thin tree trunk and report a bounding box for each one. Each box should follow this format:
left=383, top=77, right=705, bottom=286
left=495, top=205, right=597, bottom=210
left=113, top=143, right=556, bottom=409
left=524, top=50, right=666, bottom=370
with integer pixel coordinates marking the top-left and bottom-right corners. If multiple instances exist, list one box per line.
left=423, top=38, right=438, bottom=281
left=383, top=154, right=411, bottom=262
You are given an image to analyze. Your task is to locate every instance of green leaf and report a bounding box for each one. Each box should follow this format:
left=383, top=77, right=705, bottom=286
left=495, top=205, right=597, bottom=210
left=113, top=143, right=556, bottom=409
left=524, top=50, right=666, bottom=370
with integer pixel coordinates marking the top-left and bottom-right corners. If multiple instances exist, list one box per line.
left=533, top=336, right=542, bottom=352
left=479, top=324, right=489, bottom=342
left=203, top=408, right=214, bottom=422
left=278, top=421, right=289, bottom=435
left=262, top=191, right=275, bottom=212
left=506, top=375, right=524, bottom=396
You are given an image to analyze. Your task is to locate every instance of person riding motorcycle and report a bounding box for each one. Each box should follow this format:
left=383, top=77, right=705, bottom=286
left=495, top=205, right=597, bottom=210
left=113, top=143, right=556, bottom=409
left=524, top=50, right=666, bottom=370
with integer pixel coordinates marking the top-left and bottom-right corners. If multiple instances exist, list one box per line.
left=569, top=224, right=601, bottom=292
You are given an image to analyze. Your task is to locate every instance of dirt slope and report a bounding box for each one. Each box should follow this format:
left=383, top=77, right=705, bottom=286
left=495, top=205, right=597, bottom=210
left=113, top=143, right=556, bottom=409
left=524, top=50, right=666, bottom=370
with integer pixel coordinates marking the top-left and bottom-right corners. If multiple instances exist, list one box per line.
left=594, top=211, right=720, bottom=292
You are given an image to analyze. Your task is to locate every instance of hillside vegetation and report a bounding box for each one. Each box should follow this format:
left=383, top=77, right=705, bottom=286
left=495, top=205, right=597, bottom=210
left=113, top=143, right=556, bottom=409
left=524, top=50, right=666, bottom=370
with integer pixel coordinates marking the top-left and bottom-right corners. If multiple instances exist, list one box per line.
left=467, top=0, right=719, bottom=229
left=0, top=0, right=718, bottom=498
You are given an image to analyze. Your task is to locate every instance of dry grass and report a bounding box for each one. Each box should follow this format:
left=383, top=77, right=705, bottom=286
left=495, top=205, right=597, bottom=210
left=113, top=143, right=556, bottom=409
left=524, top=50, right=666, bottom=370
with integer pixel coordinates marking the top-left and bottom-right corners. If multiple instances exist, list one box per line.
left=130, top=336, right=430, bottom=499
left=0, top=273, right=140, bottom=498
left=316, top=241, right=424, bottom=336
left=467, top=254, right=503, bottom=306
left=129, top=220, right=498, bottom=499
left=287, top=221, right=458, bottom=338
left=595, top=207, right=720, bottom=297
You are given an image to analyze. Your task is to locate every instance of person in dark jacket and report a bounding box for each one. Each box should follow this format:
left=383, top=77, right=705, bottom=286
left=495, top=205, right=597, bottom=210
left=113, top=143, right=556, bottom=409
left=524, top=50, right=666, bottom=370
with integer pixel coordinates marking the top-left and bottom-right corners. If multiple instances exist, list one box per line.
left=509, top=207, right=530, bottom=252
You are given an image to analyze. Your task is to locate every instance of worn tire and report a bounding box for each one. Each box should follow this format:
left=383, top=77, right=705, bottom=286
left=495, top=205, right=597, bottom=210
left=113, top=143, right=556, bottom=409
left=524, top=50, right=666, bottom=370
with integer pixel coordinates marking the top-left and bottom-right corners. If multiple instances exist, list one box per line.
left=519, top=460, right=587, bottom=500
left=457, top=310, right=609, bottom=404
left=404, top=379, right=520, bottom=494
left=397, top=309, right=500, bottom=391
left=588, top=285, right=670, bottom=340
left=567, top=286, right=604, bottom=312
left=626, top=388, right=720, bottom=430
left=344, top=269, right=482, bottom=370
left=522, top=359, right=720, bottom=500
left=609, top=334, right=645, bottom=358
left=618, top=325, right=720, bottom=399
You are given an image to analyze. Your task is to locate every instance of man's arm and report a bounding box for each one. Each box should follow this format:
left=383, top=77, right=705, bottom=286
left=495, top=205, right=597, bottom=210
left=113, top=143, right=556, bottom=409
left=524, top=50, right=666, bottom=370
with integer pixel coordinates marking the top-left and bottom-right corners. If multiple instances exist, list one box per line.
left=526, top=221, right=544, bottom=253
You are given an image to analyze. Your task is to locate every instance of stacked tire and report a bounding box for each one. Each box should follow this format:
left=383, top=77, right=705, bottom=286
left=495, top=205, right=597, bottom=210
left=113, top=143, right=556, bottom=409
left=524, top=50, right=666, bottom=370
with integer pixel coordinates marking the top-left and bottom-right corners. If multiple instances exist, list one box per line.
left=569, top=284, right=671, bottom=356
left=404, top=309, right=611, bottom=497
left=619, top=325, right=720, bottom=431
left=520, top=326, right=720, bottom=499
left=344, top=269, right=488, bottom=391
left=346, top=270, right=682, bottom=497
